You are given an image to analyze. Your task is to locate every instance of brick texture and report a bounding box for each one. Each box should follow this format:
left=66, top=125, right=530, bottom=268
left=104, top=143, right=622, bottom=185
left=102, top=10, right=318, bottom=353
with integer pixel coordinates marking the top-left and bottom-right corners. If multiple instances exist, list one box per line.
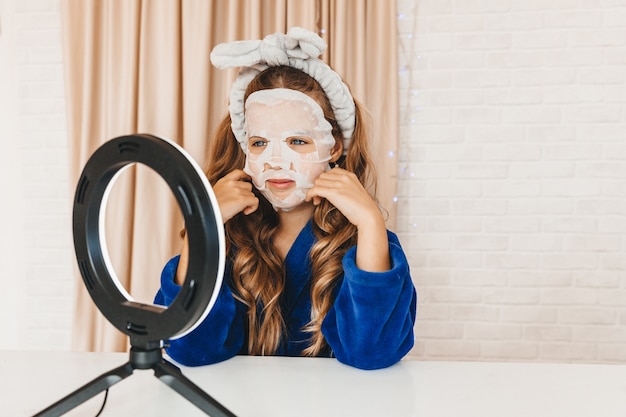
left=398, top=0, right=626, bottom=363
left=0, top=0, right=73, bottom=350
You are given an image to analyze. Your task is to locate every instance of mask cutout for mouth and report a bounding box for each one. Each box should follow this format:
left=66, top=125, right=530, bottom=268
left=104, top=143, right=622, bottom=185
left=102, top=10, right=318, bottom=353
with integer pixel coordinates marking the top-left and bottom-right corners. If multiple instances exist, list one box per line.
left=243, top=88, right=336, bottom=211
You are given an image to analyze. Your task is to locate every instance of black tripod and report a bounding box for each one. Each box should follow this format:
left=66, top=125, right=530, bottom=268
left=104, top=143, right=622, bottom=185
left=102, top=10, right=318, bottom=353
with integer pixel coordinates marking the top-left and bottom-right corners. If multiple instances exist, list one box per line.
left=33, top=342, right=237, bottom=417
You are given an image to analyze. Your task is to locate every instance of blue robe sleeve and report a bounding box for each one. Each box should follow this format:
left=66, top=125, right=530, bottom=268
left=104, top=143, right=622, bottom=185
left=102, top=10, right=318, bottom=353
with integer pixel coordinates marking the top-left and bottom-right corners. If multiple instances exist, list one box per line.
left=154, top=256, right=246, bottom=366
left=321, top=231, right=417, bottom=370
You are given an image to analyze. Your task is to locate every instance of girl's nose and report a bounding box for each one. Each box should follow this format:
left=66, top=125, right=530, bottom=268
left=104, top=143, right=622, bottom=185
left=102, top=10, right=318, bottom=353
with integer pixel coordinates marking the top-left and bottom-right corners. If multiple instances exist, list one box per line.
left=271, top=141, right=282, bottom=157
left=263, top=161, right=281, bottom=170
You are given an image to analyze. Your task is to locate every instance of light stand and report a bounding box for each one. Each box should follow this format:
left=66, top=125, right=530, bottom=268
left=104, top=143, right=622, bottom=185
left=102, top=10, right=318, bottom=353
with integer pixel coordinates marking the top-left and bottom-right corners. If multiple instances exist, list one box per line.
left=33, top=344, right=235, bottom=417
left=33, top=134, right=236, bottom=417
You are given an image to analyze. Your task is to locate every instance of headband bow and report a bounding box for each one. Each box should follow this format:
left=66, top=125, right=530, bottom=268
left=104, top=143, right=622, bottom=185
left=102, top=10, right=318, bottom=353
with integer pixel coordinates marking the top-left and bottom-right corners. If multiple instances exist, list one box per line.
left=210, top=27, right=355, bottom=153
left=211, top=27, right=326, bottom=68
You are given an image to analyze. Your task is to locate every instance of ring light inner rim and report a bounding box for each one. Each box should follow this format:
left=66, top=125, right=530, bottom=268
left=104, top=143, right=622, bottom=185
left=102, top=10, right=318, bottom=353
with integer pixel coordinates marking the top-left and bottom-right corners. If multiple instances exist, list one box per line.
left=98, top=164, right=137, bottom=304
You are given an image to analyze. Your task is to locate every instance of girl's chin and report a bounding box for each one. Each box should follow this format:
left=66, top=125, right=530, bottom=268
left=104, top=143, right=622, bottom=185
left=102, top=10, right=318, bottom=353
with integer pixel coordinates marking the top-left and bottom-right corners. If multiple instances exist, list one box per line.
left=261, top=188, right=314, bottom=211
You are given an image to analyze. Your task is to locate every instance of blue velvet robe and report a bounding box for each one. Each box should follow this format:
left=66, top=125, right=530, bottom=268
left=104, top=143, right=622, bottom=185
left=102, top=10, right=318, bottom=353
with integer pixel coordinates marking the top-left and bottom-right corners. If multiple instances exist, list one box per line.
left=154, top=220, right=416, bottom=370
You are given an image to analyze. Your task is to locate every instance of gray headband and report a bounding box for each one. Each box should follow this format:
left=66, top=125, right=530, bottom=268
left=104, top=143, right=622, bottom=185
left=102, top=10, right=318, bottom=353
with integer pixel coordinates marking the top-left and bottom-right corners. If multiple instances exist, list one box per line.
left=210, top=27, right=356, bottom=153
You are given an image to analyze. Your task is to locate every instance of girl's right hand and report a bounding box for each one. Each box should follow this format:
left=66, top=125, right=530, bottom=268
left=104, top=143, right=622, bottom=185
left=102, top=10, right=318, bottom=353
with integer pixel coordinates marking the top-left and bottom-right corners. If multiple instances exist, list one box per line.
left=177, top=169, right=257, bottom=284
left=212, top=169, right=259, bottom=223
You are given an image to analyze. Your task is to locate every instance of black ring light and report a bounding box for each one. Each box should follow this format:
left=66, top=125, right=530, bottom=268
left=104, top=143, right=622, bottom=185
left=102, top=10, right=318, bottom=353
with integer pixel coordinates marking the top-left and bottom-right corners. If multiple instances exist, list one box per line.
left=35, top=134, right=236, bottom=417
left=73, top=133, right=225, bottom=345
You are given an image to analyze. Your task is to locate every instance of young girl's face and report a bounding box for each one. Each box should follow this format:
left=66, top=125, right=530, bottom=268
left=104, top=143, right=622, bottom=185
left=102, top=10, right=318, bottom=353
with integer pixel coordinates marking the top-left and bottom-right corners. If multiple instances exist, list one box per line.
left=243, top=88, right=336, bottom=211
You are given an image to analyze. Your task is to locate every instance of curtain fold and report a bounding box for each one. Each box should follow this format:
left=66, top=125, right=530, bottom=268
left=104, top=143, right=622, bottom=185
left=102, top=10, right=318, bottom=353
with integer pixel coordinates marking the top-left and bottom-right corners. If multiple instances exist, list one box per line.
left=320, top=0, right=399, bottom=225
left=62, top=0, right=398, bottom=352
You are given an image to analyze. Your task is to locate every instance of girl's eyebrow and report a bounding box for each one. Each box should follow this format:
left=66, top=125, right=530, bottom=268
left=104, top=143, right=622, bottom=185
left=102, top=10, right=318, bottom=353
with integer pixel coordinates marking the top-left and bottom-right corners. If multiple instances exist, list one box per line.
left=284, top=129, right=314, bottom=137
left=249, top=130, right=314, bottom=140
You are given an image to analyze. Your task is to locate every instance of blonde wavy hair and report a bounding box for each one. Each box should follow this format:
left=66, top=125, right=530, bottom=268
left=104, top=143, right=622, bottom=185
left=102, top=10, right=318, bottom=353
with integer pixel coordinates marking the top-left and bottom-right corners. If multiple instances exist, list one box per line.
left=204, top=66, right=376, bottom=356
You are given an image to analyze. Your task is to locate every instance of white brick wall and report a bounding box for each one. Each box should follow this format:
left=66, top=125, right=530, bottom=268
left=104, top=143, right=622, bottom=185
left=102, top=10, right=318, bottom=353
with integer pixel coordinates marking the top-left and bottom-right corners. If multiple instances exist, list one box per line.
left=0, top=0, right=23, bottom=350
left=398, top=0, right=626, bottom=362
left=0, top=0, right=73, bottom=350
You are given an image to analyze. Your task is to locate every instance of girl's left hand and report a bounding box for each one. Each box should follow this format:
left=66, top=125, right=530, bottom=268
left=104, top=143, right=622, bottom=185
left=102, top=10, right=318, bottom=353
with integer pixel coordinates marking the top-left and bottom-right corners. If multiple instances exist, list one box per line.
left=305, top=168, right=382, bottom=229
left=305, top=168, right=390, bottom=272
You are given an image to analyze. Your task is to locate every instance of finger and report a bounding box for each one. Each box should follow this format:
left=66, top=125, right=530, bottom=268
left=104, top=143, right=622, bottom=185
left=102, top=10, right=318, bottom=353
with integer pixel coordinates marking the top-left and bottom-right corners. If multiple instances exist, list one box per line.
left=229, top=180, right=253, bottom=192
left=242, top=197, right=259, bottom=215
left=223, top=169, right=251, bottom=182
left=314, top=170, right=355, bottom=185
left=305, top=186, right=328, bottom=206
left=221, top=195, right=258, bottom=222
left=305, top=187, right=316, bottom=202
left=215, top=176, right=253, bottom=196
left=312, top=178, right=343, bottom=190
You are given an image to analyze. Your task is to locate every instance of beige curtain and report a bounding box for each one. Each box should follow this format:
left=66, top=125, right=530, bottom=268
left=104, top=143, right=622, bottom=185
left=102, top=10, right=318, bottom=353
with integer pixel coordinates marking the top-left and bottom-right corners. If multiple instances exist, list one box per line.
left=62, top=0, right=398, bottom=352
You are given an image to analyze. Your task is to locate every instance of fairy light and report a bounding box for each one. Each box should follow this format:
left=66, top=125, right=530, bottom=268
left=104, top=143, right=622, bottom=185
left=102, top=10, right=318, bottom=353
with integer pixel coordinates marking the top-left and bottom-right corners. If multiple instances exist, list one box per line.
left=395, top=1, right=420, bottom=235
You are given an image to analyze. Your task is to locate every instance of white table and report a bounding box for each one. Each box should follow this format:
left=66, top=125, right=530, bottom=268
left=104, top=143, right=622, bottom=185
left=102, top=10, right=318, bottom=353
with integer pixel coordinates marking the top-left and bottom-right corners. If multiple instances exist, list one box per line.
left=2, top=350, right=625, bottom=417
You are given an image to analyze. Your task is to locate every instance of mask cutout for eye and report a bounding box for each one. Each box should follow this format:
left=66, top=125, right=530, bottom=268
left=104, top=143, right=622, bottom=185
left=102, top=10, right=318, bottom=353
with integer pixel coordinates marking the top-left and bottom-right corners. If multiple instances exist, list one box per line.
left=243, top=88, right=336, bottom=211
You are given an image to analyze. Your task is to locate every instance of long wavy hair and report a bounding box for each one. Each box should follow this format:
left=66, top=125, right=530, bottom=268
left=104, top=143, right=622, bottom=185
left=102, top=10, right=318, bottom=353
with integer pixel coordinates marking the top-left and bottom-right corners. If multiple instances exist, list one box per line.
left=204, top=66, right=376, bottom=356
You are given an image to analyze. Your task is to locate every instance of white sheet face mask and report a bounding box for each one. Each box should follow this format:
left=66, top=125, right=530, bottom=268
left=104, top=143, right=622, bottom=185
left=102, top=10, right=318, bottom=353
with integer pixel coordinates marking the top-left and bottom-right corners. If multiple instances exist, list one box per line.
left=243, top=88, right=336, bottom=211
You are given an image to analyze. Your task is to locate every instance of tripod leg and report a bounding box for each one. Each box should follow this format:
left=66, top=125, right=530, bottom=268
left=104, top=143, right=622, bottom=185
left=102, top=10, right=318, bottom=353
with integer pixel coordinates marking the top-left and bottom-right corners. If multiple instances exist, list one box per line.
left=154, top=359, right=237, bottom=417
left=33, top=362, right=135, bottom=417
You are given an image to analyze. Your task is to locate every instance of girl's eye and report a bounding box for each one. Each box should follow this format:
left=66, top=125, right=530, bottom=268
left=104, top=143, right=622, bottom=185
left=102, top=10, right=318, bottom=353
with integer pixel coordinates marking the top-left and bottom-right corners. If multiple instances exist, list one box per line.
left=287, top=137, right=316, bottom=146
left=289, top=138, right=308, bottom=145
left=248, top=138, right=268, bottom=154
left=286, top=137, right=316, bottom=153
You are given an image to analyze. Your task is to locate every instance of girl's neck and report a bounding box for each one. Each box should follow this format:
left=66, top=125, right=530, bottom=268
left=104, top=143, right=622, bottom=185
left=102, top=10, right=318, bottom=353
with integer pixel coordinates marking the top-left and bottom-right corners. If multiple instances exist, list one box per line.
left=273, top=202, right=314, bottom=259
left=277, top=202, right=313, bottom=229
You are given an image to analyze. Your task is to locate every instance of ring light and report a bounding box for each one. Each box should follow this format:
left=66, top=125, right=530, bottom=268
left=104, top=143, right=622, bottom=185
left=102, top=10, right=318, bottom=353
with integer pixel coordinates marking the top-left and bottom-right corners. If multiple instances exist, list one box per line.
left=72, top=133, right=225, bottom=346
left=35, top=134, right=236, bottom=417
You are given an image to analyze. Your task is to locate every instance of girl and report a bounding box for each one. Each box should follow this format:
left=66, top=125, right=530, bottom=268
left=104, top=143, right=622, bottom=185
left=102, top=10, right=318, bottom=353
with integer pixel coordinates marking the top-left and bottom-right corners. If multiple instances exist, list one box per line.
left=155, top=28, right=416, bottom=370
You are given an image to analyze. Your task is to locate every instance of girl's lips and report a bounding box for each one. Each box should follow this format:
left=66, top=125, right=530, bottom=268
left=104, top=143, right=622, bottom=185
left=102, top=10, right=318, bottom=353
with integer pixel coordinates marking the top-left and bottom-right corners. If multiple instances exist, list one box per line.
left=266, top=179, right=295, bottom=190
